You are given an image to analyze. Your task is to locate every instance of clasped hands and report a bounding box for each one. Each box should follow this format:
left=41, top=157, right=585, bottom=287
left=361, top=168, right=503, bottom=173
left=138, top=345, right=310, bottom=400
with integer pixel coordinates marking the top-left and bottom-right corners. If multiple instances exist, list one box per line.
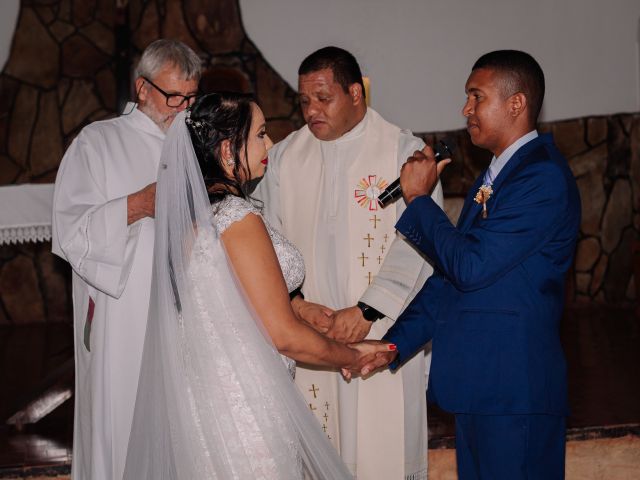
left=293, top=300, right=371, bottom=342
left=293, top=299, right=397, bottom=378
left=342, top=340, right=398, bottom=380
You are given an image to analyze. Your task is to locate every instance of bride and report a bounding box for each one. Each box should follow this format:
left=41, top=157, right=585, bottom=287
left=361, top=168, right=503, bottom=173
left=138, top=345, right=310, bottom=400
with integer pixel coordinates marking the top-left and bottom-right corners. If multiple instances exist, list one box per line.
left=124, top=93, right=386, bottom=479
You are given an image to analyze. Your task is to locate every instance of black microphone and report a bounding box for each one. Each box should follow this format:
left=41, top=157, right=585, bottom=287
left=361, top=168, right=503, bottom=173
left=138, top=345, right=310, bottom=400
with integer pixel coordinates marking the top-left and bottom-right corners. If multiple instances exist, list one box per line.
left=377, top=139, right=454, bottom=208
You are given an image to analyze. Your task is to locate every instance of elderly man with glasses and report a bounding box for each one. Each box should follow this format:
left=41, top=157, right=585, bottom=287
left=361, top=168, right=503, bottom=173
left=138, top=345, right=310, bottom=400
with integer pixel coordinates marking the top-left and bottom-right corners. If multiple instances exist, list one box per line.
left=137, top=74, right=199, bottom=131
left=52, top=39, right=201, bottom=480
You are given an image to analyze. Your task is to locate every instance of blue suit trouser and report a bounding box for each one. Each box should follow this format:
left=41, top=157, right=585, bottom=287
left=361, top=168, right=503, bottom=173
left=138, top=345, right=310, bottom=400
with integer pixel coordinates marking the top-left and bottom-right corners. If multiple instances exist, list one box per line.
left=455, top=413, right=566, bottom=480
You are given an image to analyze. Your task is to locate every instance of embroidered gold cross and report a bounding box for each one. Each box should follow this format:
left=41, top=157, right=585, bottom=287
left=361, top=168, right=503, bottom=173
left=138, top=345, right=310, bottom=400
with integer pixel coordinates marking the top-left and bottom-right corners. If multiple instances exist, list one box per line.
left=309, top=384, right=319, bottom=399
left=324, top=401, right=330, bottom=410
left=358, top=252, right=368, bottom=267
left=377, top=255, right=383, bottom=264
left=369, top=215, right=381, bottom=229
left=363, top=233, right=374, bottom=247
left=365, top=272, right=373, bottom=285
left=322, top=424, right=327, bottom=432
left=380, top=244, right=386, bottom=254
left=323, top=413, right=329, bottom=422
left=383, top=233, right=389, bottom=243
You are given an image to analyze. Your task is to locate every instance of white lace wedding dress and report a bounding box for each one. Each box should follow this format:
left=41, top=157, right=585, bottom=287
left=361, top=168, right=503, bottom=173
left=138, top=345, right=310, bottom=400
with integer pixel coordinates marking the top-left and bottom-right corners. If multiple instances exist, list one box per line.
left=123, top=110, right=352, bottom=480
left=209, top=194, right=305, bottom=376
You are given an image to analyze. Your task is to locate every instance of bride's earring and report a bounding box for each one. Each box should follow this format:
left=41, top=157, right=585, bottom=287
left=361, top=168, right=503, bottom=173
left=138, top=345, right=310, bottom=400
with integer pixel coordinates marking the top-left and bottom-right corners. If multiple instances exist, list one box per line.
left=221, top=140, right=235, bottom=167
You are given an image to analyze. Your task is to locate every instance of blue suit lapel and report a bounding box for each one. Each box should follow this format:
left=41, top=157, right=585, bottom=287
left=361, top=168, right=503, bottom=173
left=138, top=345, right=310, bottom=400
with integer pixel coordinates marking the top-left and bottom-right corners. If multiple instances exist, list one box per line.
left=485, top=135, right=545, bottom=196
left=456, top=134, right=549, bottom=231
left=456, top=173, right=485, bottom=231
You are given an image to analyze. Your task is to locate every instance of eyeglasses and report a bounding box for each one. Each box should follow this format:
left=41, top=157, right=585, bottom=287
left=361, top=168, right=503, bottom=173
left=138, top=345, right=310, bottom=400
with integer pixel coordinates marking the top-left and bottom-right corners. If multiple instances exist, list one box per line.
left=142, top=76, right=198, bottom=108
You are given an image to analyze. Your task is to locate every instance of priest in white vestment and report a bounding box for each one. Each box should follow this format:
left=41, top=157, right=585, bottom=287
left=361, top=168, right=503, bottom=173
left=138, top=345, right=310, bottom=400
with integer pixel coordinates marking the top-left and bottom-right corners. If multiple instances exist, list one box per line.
left=255, top=46, right=443, bottom=480
left=51, top=40, right=200, bottom=480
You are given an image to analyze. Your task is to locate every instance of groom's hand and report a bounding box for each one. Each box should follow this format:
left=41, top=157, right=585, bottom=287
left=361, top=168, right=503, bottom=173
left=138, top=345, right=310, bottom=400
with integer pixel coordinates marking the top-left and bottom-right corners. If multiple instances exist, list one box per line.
left=292, top=297, right=334, bottom=334
left=341, top=340, right=398, bottom=380
left=327, top=306, right=372, bottom=343
left=400, top=146, right=451, bottom=205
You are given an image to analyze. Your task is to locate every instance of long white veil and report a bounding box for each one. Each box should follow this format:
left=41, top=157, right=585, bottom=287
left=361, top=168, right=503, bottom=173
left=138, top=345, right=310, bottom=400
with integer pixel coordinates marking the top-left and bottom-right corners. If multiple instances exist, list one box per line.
left=123, top=111, right=352, bottom=479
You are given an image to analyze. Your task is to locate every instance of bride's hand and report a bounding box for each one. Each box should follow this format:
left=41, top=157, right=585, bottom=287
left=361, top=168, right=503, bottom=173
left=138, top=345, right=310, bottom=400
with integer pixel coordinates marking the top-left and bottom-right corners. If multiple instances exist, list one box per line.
left=292, top=297, right=334, bottom=334
left=341, top=341, right=398, bottom=380
left=326, top=306, right=372, bottom=343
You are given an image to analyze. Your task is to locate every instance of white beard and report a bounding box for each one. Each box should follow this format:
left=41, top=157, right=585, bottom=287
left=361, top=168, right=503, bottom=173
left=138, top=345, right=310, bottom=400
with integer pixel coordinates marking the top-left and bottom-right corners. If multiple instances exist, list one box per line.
left=138, top=101, right=177, bottom=132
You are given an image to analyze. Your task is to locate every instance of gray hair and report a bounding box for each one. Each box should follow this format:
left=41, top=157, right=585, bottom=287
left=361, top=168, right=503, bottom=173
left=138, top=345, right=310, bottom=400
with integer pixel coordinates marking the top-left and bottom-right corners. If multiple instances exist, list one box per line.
left=135, top=39, right=202, bottom=81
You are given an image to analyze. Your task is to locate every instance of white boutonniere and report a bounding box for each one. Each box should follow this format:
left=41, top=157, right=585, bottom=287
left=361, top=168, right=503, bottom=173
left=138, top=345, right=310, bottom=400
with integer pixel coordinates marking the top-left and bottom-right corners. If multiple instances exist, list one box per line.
left=474, top=184, right=493, bottom=219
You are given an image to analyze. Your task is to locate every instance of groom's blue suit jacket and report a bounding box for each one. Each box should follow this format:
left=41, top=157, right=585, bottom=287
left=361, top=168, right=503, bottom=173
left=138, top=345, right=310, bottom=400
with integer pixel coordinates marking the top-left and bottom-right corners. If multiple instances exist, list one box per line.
left=384, top=134, right=580, bottom=416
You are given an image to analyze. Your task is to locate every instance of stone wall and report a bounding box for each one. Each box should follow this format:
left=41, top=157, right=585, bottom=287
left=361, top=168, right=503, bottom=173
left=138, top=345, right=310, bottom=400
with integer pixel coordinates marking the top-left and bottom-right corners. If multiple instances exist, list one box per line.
left=0, top=0, right=638, bottom=324
left=0, top=243, right=70, bottom=325
left=0, top=0, right=302, bottom=188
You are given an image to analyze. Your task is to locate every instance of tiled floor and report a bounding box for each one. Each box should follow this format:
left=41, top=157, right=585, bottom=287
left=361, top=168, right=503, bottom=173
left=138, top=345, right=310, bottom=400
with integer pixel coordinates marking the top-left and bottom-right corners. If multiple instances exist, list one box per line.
left=0, top=306, right=638, bottom=471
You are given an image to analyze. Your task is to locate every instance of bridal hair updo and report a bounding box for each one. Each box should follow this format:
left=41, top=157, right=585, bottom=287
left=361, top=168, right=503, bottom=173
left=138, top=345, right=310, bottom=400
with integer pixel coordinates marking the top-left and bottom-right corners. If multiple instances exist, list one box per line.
left=186, top=92, right=255, bottom=202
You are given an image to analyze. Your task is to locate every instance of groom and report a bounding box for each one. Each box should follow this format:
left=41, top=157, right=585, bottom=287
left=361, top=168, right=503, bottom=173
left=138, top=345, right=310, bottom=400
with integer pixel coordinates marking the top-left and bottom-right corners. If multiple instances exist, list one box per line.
left=359, top=50, right=581, bottom=479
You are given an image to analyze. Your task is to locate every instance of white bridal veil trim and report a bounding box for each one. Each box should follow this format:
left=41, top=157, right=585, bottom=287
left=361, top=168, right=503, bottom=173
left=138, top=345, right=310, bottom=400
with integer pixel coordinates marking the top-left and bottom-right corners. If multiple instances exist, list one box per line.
left=123, top=111, right=353, bottom=479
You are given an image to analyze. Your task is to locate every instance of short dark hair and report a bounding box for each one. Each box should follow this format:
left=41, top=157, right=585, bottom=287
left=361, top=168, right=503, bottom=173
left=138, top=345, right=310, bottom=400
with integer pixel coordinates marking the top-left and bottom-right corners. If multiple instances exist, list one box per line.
left=187, top=92, right=255, bottom=202
left=298, top=46, right=365, bottom=98
left=472, top=50, right=545, bottom=124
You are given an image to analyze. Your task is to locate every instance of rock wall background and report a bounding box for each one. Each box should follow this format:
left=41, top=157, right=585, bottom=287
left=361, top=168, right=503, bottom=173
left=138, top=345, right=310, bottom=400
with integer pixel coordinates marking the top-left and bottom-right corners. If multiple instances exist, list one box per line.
left=0, top=0, right=638, bottom=324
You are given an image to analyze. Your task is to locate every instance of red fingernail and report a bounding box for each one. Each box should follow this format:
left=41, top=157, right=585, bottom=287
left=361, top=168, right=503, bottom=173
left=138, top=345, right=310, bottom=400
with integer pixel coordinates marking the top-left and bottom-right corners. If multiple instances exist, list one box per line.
left=387, top=343, right=397, bottom=351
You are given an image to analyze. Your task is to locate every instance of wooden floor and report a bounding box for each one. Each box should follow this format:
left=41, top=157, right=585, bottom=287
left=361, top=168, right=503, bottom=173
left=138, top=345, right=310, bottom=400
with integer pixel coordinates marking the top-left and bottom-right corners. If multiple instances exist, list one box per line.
left=0, top=306, right=638, bottom=474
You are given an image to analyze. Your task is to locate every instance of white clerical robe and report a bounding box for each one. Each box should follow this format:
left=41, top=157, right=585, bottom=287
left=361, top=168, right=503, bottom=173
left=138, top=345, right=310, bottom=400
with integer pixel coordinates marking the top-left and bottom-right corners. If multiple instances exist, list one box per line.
left=52, top=105, right=164, bottom=480
left=255, top=108, right=443, bottom=479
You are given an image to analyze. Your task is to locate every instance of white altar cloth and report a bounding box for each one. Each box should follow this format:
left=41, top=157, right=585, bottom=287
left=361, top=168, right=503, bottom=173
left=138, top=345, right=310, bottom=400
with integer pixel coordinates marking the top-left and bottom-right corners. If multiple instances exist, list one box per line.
left=0, top=184, right=54, bottom=245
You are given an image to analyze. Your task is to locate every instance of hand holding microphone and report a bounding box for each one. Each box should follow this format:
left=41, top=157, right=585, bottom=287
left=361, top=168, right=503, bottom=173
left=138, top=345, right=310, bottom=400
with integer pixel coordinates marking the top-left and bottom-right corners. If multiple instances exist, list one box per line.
left=377, top=140, right=454, bottom=208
